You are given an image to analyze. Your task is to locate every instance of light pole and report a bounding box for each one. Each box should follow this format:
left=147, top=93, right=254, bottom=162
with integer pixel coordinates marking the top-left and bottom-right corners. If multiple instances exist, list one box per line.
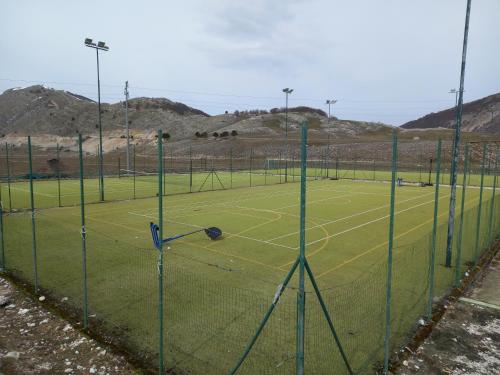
left=283, top=88, right=293, bottom=137
left=449, top=89, right=459, bottom=108
left=124, top=81, right=130, bottom=172
left=84, top=38, right=109, bottom=202
left=325, top=99, right=337, bottom=126
left=325, top=100, right=337, bottom=178
left=282, top=88, right=293, bottom=183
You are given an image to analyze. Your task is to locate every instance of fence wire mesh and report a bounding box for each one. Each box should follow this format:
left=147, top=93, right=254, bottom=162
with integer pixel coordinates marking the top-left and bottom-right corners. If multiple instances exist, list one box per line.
left=0, top=135, right=498, bottom=374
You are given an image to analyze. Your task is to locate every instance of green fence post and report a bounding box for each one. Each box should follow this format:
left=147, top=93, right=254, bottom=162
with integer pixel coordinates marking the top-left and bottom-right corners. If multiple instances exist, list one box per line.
left=278, top=151, right=282, bottom=184
left=133, top=143, right=136, bottom=199
left=427, top=140, right=442, bottom=320
left=229, top=148, right=233, bottom=189
left=249, top=148, right=253, bottom=187
left=164, top=144, right=168, bottom=196
left=296, top=121, right=308, bottom=375
left=190, top=145, right=193, bottom=193
left=157, top=129, right=165, bottom=375
left=473, top=143, right=486, bottom=264
left=77, top=134, right=89, bottom=329
left=486, top=148, right=498, bottom=246
left=264, top=151, right=268, bottom=185
left=57, top=143, right=62, bottom=207
left=383, top=129, right=398, bottom=374
left=454, top=144, right=470, bottom=287
left=336, top=153, right=339, bottom=179
left=118, top=157, right=121, bottom=179
left=0, top=201, right=5, bottom=272
left=292, top=147, right=296, bottom=182
left=28, top=136, right=39, bottom=293
left=5, top=144, right=12, bottom=212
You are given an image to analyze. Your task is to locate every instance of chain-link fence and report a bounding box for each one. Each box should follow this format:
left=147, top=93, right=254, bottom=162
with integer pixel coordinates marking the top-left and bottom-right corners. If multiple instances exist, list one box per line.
left=0, top=130, right=498, bottom=374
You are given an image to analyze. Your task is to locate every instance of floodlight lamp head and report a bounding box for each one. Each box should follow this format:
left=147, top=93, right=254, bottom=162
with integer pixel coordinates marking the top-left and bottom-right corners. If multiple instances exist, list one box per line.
left=85, top=38, right=93, bottom=45
left=283, top=88, right=293, bottom=94
left=97, top=41, right=109, bottom=50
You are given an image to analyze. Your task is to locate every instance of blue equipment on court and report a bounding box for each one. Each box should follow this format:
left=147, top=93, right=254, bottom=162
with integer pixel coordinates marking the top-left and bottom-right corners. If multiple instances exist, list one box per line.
left=150, top=222, right=222, bottom=249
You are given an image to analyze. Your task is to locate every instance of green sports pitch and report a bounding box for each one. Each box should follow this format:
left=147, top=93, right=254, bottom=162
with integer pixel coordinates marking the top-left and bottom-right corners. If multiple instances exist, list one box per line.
left=1, top=176, right=497, bottom=374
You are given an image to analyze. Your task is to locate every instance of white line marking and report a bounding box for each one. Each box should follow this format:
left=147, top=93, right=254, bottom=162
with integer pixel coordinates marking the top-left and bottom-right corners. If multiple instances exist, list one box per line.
left=266, top=191, right=435, bottom=242
left=127, top=211, right=296, bottom=250
left=303, top=194, right=449, bottom=248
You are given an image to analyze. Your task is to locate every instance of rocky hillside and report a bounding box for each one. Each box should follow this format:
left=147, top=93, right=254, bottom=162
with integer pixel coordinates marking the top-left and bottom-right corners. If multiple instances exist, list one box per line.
left=401, top=93, right=500, bottom=134
left=0, top=85, right=212, bottom=138
left=0, top=86, right=392, bottom=140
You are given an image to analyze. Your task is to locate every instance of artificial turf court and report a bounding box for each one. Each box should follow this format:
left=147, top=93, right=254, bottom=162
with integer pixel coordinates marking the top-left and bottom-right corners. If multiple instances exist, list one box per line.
left=2, top=176, right=498, bottom=374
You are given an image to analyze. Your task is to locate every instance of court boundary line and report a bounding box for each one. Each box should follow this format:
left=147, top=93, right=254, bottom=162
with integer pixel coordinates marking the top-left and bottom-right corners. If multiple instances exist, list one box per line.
left=315, top=198, right=480, bottom=279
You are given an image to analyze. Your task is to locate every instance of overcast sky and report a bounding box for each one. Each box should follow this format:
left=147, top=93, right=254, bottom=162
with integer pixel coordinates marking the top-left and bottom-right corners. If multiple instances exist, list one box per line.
left=1, top=0, right=499, bottom=125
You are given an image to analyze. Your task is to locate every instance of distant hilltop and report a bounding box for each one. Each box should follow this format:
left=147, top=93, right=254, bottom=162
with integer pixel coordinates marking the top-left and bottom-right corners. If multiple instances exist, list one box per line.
left=401, top=92, right=500, bottom=134
left=0, top=85, right=392, bottom=140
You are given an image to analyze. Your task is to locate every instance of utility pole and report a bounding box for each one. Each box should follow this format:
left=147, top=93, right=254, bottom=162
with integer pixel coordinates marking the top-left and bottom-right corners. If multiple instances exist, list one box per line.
left=445, top=0, right=472, bottom=267
left=283, top=88, right=293, bottom=183
left=84, top=38, right=109, bottom=202
left=326, top=100, right=337, bottom=179
left=124, top=81, right=130, bottom=172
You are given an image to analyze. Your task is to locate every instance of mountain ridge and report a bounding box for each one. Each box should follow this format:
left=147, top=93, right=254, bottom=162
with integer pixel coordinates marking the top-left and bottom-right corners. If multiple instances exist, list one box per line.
left=401, top=92, right=500, bottom=134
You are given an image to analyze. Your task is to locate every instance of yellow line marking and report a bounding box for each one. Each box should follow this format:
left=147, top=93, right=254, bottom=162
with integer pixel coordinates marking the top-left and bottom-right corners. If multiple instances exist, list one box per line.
left=316, top=199, right=479, bottom=279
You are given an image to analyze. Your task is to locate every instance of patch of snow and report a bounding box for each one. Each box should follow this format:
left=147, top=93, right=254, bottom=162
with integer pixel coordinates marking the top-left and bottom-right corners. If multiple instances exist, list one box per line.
left=62, top=324, right=73, bottom=332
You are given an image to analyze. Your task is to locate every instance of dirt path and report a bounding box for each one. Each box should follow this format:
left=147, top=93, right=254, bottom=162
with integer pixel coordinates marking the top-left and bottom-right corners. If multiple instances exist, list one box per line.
left=0, top=276, right=140, bottom=375
left=398, top=249, right=500, bottom=374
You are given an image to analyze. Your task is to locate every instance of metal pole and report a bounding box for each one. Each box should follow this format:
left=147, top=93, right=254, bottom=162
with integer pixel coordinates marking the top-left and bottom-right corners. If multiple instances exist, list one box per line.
left=229, top=148, right=233, bottom=189
left=5, top=144, right=12, bottom=212
left=428, top=158, right=433, bottom=186
left=78, top=134, right=88, bottom=329
left=454, top=144, right=470, bottom=287
left=163, top=143, right=166, bottom=196
left=0, top=200, right=4, bottom=272
left=133, top=143, right=136, bottom=199
left=383, top=129, right=398, bottom=374
left=124, top=81, right=130, bottom=171
left=473, top=143, right=486, bottom=264
left=487, top=148, right=498, bottom=245
left=57, top=143, right=61, bottom=207
left=284, top=92, right=289, bottom=183
left=304, top=260, right=353, bottom=374
left=118, top=157, right=121, bottom=179
left=190, top=145, right=193, bottom=193
left=157, top=129, right=164, bottom=375
left=445, top=0, right=472, bottom=267
left=28, top=137, right=38, bottom=293
left=228, top=259, right=300, bottom=375
left=427, top=140, right=442, bottom=320
left=296, top=121, right=308, bottom=375
left=249, top=149, right=253, bottom=187
left=96, top=48, right=105, bottom=202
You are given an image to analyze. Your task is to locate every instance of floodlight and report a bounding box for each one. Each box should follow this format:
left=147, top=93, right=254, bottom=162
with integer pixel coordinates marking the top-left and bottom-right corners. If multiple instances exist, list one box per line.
left=97, top=41, right=105, bottom=48
left=85, top=38, right=93, bottom=45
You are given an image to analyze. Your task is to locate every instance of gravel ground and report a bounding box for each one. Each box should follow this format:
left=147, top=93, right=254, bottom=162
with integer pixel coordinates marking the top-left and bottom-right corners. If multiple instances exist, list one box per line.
left=0, top=276, right=140, bottom=375
left=397, top=250, right=500, bottom=375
